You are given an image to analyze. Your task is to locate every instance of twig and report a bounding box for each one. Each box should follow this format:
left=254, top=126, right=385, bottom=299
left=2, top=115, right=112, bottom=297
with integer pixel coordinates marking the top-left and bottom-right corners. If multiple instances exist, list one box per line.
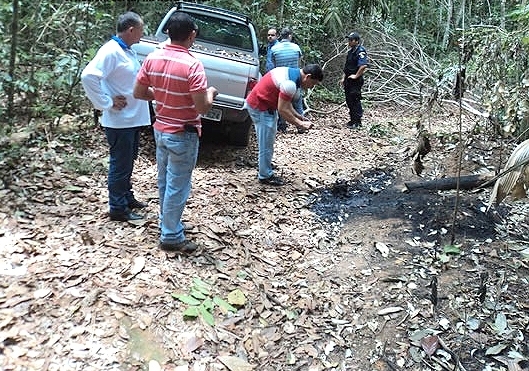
left=438, top=336, right=468, bottom=371
left=380, top=340, right=399, bottom=371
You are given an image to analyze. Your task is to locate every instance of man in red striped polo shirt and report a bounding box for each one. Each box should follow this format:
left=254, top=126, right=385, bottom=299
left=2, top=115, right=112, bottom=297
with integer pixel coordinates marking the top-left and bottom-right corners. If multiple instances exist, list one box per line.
left=134, top=12, right=218, bottom=254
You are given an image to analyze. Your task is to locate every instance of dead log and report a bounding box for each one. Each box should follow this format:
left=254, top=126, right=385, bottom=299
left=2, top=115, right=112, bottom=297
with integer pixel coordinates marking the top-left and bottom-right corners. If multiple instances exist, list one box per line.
left=403, top=173, right=494, bottom=191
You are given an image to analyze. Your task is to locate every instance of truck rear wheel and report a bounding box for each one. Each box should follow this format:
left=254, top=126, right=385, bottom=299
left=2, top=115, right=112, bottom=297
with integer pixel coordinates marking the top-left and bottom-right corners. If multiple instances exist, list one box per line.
left=226, top=118, right=252, bottom=147
left=200, top=119, right=252, bottom=147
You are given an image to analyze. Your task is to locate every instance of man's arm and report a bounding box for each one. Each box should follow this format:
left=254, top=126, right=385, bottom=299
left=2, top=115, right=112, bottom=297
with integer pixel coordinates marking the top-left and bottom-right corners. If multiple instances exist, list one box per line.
left=81, top=67, right=113, bottom=110
left=191, top=87, right=218, bottom=114
left=347, top=64, right=367, bottom=80
left=356, top=65, right=367, bottom=78
left=277, top=97, right=311, bottom=130
left=133, top=82, right=154, bottom=101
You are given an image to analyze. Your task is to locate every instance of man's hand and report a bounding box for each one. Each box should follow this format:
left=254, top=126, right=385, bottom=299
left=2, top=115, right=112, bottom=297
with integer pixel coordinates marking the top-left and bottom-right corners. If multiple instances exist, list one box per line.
left=207, top=86, right=219, bottom=99
left=298, top=120, right=313, bottom=131
left=112, top=95, right=127, bottom=110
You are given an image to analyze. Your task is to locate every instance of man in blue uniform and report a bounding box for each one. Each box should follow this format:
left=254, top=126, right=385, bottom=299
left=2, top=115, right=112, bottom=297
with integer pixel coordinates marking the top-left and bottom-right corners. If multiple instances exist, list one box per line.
left=342, top=32, right=368, bottom=129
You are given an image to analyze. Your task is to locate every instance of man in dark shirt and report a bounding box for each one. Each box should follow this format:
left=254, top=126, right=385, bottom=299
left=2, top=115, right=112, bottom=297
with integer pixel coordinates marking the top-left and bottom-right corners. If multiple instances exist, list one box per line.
left=265, top=28, right=278, bottom=73
left=342, top=32, right=368, bottom=129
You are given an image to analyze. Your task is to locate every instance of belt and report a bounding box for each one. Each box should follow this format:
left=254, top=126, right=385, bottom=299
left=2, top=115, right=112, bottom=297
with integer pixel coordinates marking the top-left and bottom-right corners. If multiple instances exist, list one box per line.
left=184, top=124, right=198, bottom=133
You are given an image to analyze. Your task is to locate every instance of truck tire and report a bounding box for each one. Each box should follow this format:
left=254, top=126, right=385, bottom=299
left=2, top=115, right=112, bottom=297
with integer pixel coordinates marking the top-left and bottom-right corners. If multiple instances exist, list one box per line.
left=226, top=118, right=252, bottom=147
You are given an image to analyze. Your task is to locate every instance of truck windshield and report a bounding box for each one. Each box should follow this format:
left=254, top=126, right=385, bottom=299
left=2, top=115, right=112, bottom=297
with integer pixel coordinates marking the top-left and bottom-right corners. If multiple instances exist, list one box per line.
left=191, top=13, right=253, bottom=51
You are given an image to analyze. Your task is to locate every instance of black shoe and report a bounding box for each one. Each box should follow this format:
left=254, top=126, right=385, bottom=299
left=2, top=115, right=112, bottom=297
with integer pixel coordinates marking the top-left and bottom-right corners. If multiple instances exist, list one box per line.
left=297, top=127, right=308, bottom=134
left=128, top=198, right=147, bottom=209
left=346, top=121, right=361, bottom=129
left=259, top=175, right=285, bottom=186
left=159, top=240, right=198, bottom=253
left=109, top=209, right=143, bottom=221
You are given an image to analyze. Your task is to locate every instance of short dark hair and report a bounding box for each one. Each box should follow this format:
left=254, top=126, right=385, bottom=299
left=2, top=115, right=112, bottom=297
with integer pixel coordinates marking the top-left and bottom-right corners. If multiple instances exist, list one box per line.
left=303, top=64, right=324, bottom=81
left=346, top=32, right=361, bottom=41
left=116, top=11, right=142, bottom=33
left=280, top=27, right=292, bottom=40
left=166, top=12, right=197, bottom=42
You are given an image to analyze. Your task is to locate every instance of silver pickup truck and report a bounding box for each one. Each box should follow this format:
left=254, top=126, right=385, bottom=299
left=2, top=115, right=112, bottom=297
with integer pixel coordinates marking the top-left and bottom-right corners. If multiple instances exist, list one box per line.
left=132, top=2, right=260, bottom=146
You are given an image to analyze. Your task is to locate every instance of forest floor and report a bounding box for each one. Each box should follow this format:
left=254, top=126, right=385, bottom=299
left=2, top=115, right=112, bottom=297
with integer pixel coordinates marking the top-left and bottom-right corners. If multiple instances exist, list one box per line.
left=1, top=103, right=529, bottom=371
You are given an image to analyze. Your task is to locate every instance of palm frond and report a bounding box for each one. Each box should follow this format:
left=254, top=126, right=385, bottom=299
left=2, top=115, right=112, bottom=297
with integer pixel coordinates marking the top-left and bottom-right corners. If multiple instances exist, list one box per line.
left=487, top=139, right=529, bottom=211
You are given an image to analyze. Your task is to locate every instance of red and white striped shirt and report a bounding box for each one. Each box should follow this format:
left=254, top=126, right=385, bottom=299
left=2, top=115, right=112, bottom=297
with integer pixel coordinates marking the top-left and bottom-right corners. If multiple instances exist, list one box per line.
left=136, top=43, right=207, bottom=133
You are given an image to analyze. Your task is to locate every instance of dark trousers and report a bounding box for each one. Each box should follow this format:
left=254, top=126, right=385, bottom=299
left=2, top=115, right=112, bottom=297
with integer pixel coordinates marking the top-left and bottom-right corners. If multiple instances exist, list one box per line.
left=344, top=78, right=364, bottom=124
left=104, top=127, right=141, bottom=213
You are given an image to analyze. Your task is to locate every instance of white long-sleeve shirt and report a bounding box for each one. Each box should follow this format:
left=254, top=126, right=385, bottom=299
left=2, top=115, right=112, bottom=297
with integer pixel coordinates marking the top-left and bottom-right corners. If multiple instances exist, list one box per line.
left=81, top=38, right=150, bottom=128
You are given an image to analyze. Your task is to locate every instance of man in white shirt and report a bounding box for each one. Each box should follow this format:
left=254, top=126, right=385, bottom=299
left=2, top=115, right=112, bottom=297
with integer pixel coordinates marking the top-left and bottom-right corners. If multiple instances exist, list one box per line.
left=81, top=11, right=151, bottom=222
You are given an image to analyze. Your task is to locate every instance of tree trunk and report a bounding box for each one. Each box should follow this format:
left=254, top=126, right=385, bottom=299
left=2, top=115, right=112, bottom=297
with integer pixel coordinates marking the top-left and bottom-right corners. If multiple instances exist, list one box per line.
left=454, top=0, right=466, bottom=30
left=500, top=0, right=506, bottom=29
left=413, top=0, right=420, bottom=36
left=7, top=0, right=19, bottom=125
left=279, top=0, right=284, bottom=25
left=403, top=173, right=494, bottom=191
left=441, top=0, right=453, bottom=49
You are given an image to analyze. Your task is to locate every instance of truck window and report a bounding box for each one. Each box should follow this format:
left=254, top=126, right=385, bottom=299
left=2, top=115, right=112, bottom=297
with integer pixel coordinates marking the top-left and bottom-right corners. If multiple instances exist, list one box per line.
left=195, top=14, right=252, bottom=50
left=163, top=13, right=253, bottom=51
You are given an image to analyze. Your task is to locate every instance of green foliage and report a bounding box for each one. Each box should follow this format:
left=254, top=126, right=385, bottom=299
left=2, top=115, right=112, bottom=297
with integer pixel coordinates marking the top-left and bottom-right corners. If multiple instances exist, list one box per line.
left=63, top=154, right=106, bottom=176
left=437, top=244, right=461, bottom=264
left=368, top=122, right=392, bottom=138
left=509, top=4, right=529, bottom=22
left=463, top=24, right=529, bottom=139
left=172, top=278, right=238, bottom=326
left=309, top=85, right=343, bottom=104
left=443, top=244, right=461, bottom=255
left=1, top=0, right=527, bottom=137
left=1, top=1, right=114, bottom=122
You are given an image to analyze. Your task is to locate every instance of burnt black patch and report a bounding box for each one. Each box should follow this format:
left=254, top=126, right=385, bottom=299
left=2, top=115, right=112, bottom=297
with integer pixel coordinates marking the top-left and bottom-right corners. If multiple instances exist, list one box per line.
left=306, top=167, right=500, bottom=243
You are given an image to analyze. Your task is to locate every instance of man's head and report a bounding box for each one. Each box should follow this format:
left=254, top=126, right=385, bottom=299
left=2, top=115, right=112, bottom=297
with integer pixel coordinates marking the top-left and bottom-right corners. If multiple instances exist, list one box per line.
left=346, top=32, right=361, bottom=46
left=280, top=27, right=293, bottom=41
left=267, top=28, right=277, bottom=43
left=301, top=64, right=324, bottom=89
left=116, top=11, right=144, bottom=46
left=166, top=12, right=199, bottom=44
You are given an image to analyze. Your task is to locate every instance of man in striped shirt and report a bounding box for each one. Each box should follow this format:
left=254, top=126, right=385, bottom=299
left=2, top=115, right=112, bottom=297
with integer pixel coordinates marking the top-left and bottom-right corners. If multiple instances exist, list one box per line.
left=133, top=12, right=218, bottom=254
left=271, top=28, right=304, bottom=133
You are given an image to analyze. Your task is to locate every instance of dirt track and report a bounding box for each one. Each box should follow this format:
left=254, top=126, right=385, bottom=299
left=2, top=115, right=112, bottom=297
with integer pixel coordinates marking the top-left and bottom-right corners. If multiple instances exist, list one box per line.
left=1, top=105, right=528, bottom=370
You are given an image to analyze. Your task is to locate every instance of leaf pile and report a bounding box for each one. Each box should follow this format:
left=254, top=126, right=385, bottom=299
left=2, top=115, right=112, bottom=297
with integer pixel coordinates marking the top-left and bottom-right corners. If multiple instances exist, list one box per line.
left=1, top=105, right=529, bottom=370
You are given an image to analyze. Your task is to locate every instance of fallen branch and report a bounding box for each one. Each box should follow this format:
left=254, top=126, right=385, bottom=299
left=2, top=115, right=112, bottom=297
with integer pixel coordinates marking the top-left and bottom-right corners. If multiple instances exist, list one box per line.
left=403, top=173, right=493, bottom=192
left=304, top=101, right=345, bottom=116
left=441, top=98, right=490, bottom=118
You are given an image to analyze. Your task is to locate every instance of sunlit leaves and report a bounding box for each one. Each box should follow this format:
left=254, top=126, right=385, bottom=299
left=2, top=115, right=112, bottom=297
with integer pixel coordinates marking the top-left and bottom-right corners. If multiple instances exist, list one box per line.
left=173, top=278, right=239, bottom=326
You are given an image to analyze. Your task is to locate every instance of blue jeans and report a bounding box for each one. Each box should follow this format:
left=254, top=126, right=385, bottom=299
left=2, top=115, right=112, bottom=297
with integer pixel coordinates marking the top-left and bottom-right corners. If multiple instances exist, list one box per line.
left=154, top=129, right=199, bottom=244
left=104, top=127, right=141, bottom=213
left=247, top=105, right=277, bottom=179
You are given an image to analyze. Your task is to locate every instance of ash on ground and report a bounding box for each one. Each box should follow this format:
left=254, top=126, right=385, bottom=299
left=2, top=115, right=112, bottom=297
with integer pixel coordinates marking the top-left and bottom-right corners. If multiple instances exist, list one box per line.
left=307, top=168, right=394, bottom=236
